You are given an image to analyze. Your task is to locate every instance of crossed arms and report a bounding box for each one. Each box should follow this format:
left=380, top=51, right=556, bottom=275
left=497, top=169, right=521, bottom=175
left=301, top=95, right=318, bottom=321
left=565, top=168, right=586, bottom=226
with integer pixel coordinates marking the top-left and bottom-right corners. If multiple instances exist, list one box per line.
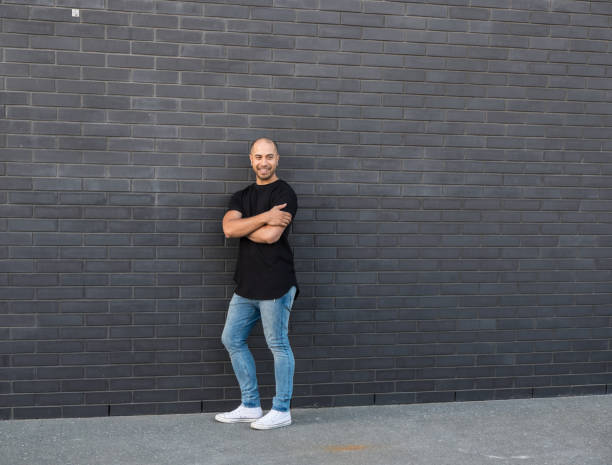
left=222, top=203, right=292, bottom=244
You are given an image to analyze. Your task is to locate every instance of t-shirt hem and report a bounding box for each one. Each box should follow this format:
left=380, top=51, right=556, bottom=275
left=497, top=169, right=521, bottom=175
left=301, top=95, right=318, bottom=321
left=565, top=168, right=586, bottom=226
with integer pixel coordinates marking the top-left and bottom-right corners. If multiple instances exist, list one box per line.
left=234, top=283, right=299, bottom=301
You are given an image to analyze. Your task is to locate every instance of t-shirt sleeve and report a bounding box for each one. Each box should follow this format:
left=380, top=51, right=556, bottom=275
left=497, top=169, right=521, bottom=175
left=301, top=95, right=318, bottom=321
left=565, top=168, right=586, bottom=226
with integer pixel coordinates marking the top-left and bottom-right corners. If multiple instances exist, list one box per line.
left=272, top=184, right=298, bottom=219
left=228, top=190, right=243, bottom=215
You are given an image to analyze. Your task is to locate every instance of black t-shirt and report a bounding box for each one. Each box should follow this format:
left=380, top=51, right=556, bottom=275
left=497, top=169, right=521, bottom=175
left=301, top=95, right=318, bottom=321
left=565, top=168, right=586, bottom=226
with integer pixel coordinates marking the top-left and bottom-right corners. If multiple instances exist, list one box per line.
left=228, top=179, right=299, bottom=301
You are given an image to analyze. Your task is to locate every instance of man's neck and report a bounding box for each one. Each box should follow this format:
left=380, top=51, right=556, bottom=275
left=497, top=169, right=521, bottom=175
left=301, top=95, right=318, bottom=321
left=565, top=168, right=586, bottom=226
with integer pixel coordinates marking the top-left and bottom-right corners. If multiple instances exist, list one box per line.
left=255, top=174, right=279, bottom=185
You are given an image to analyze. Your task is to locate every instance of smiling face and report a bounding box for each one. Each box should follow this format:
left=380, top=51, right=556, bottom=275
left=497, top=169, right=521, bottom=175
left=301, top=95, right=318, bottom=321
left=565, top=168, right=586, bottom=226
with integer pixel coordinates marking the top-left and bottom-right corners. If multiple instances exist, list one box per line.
left=249, top=138, right=279, bottom=185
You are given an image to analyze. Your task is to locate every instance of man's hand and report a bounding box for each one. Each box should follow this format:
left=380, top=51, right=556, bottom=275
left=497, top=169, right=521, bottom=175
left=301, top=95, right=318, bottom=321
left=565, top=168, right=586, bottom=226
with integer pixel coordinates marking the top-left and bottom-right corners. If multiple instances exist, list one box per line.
left=266, top=203, right=292, bottom=227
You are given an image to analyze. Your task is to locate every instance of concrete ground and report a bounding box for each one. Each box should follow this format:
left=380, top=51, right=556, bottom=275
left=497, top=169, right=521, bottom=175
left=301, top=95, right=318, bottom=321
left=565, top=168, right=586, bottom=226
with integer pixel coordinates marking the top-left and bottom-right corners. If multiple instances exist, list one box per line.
left=1, top=394, right=611, bottom=465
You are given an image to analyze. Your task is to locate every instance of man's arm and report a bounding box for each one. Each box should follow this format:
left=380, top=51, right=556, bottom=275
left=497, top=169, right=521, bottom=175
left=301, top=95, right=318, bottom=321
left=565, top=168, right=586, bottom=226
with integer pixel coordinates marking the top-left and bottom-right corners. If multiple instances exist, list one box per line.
left=223, top=203, right=291, bottom=240
left=222, top=210, right=268, bottom=239
left=247, top=224, right=289, bottom=244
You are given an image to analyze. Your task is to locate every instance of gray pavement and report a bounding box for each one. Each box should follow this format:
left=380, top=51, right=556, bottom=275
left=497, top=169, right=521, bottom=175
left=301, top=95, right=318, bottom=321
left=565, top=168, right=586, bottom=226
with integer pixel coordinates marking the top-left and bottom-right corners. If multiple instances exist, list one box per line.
left=1, top=394, right=611, bottom=465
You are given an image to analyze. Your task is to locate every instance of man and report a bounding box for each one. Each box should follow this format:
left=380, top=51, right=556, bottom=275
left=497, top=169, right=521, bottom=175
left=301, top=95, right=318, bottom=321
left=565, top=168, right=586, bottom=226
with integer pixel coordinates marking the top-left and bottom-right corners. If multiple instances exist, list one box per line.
left=215, top=137, right=299, bottom=430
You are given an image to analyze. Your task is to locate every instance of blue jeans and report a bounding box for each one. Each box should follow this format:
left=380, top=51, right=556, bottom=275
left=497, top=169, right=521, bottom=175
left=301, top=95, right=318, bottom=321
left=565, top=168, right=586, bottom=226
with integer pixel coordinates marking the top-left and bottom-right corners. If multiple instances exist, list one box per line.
left=221, top=286, right=296, bottom=412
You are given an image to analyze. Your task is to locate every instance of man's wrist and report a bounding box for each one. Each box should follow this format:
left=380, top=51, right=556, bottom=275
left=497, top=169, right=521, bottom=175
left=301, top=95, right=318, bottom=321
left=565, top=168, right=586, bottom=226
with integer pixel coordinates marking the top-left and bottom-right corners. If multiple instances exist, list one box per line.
left=261, top=210, right=271, bottom=225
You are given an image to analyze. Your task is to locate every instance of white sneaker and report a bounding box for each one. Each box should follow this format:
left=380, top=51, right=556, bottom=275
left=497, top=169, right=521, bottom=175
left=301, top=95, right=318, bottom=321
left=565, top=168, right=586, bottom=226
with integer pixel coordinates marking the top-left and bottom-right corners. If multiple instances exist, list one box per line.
left=250, top=409, right=292, bottom=430
left=214, top=404, right=263, bottom=423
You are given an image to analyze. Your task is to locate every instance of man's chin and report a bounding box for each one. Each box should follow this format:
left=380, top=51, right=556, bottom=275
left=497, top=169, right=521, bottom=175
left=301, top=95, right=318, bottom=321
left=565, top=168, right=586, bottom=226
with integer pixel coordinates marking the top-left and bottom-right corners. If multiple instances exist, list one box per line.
left=256, top=171, right=275, bottom=181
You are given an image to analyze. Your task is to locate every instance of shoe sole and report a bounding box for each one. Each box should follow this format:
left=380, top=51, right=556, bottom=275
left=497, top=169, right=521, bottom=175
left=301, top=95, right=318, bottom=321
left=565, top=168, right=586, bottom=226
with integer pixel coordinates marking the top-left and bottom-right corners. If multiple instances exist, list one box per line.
left=250, top=419, right=292, bottom=430
left=214, top=415, right=262, bottom=424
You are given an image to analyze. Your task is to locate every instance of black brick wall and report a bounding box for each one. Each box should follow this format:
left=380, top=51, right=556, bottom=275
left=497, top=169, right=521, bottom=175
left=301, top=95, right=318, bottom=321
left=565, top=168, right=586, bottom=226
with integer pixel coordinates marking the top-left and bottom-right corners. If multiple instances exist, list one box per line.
left=1, top=0, right=612, bottom=420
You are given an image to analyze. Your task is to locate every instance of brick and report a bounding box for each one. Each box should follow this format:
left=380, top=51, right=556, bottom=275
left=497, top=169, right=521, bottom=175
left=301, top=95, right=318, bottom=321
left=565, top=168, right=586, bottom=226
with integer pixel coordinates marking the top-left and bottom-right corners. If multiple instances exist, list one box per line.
left=83, top=179, right=130, bottom=192
left=0, top=92, right=29, bottom=105
left=133, top=41, right=179, bottom=56
left=57, top=109, right=105, bottom=123
left=108, top=54, right=154, bottom=69
left=0, top=62, right=28, bottom=78
left=341, top=12, right=384, bottom=26
left=107, top=0, right=154, bottom=11
left=57, top=137, right=106, bottom=151
left=8, top=219, right=57, bottom=231
left=5, top=49, right=55, bottom=64
left=81, top=10, right=128, bottom=26
left=9, top=192, right=58, bottom=205
left=81, top=38, right=130, bottom=54
left=0, top=4, right=29, bottom=19
left=33, top=178, right=82, bottom=191
left=63, top=215, right=110, bottom=236
left=82, top=123, right=131, bottom=137
left=6, top=112, right=49, bottom=139
left=4, top=19, right=54, bottom=35
left=57, top=52, right=105, bottom=67
left=34, top=121, right=82, bottom=135
left=320, top=0, right=362, bottom=13
left=82, top=95, right=130, bottom=110
left=273, top=22, right=317, bottom=36
left=205, top=4, right=249, bottom=18
left=54, top=22, right=105, bottom=38
left=249, top=35, right=295, bottom=49
left=109, top=194, right=155, bottom=205
left=181, top=16, right=225, bottom=31
left=0, top=32, right=29, bottom=49
left=157, top=1, right=203, bottom=15
left=6, top=134, right=54, bottom=149
left=31, top=35, right=81, bottom=51
left=158, top=31, right=203, bottom=49
left=82, top=67, right=130, bottom=82
left=319, top=24, right=361, bottom=39
left=132, top=13, right=178, bottom=28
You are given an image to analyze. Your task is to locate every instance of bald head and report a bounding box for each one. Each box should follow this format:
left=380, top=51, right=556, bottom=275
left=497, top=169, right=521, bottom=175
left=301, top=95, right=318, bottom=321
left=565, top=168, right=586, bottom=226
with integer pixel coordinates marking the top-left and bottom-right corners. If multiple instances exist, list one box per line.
left=250, top=137, right=278, bottom=156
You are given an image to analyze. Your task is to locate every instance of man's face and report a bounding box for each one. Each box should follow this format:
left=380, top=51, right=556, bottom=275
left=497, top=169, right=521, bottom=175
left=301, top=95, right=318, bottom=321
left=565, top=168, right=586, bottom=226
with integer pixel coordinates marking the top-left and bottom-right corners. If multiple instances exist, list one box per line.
left=249, top=140, right=279, bottom=183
